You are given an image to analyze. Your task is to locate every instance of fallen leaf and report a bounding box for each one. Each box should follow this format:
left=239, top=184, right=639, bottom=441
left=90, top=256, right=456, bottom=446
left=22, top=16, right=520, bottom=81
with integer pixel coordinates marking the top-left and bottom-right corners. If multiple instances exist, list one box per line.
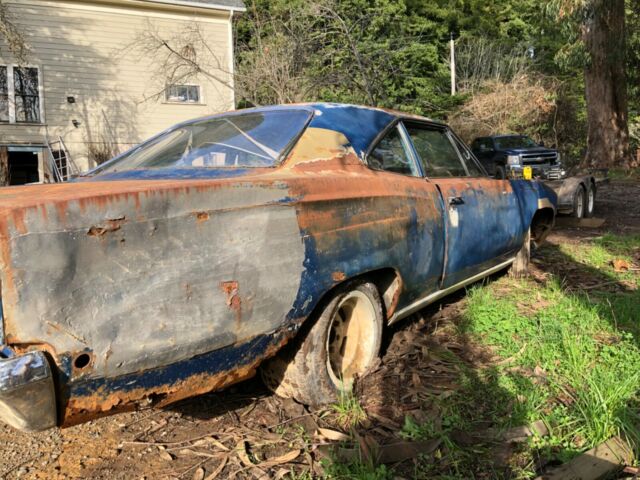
left=192, top=437, right=230, bottom=451
left=315, top=428, right=350, bottom=442
left=158, top=450, right=173, bottom=462
left=192, top=467, right=205, bottom=480
left=235, top=441, right=254, bottom=467
left=612, top=259, right=631, bottom=272
left=204, top=456, right=228, bottom=480
left=260, top=449, right=301, bottom=467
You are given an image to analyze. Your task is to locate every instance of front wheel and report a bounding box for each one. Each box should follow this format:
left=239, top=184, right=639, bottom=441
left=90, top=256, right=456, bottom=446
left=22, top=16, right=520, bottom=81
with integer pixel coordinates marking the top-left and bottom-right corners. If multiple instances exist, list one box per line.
left=261, top=281, right=384, bottom=406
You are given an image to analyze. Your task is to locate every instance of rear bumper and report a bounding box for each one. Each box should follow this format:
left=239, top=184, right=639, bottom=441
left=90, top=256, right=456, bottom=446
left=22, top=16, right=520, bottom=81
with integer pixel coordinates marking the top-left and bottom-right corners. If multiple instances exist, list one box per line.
left=0, top=350, right=57, bottom=431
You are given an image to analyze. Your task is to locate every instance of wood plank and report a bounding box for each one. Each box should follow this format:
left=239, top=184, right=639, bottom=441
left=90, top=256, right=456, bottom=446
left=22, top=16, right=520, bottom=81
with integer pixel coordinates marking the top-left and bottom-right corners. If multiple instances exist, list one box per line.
left=535, top=436, right=633, bottom=480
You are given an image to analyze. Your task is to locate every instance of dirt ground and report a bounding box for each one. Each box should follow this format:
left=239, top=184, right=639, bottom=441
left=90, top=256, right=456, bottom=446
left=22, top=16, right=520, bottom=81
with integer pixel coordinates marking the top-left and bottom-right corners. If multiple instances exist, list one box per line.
left=1, top=179, right=638, bottom=480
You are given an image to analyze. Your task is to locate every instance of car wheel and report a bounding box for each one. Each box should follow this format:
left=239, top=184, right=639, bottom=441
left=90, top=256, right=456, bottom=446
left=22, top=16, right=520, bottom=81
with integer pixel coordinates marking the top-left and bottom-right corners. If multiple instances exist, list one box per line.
left=261, top=281, right=384, bottom=406
left=495, top=165, right=506, bottom=180
left=572, top=185, right=587, bottom=219
left=584, top=183, right=596, bottom=218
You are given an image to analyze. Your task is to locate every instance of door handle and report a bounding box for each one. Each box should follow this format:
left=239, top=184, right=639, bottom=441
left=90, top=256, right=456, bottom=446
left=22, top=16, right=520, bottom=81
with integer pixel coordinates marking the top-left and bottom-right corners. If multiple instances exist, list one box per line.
left=448, top=196, right=465, bottom=206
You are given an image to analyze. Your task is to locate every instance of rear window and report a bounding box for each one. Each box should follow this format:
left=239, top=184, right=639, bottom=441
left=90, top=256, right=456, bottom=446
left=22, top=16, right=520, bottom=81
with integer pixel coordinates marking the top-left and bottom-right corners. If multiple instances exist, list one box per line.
left=92, top=110, right=311, bottom=174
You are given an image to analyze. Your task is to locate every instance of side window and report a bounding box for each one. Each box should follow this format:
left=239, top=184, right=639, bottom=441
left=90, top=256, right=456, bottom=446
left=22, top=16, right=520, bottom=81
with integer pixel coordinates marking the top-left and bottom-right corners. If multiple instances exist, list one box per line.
left=368, top=125, right=420, bottom=177
left=451, top=135, right=485, bottom=177
left=479, top=138, right=494, bottom=152
left=404, top=125, right=467, bottom=178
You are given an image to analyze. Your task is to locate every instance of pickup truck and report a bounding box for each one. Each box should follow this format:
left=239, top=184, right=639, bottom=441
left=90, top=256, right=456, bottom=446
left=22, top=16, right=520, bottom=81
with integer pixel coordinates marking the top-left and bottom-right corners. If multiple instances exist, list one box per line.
left=471, top=135, right=565, bottom=180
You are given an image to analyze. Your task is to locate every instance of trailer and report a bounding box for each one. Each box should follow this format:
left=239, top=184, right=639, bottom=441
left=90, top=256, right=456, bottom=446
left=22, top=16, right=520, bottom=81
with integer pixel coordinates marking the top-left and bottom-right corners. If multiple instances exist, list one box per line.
left=544, top=175, right=596, bottom=218
left=509, top=166, right=608, bottom=219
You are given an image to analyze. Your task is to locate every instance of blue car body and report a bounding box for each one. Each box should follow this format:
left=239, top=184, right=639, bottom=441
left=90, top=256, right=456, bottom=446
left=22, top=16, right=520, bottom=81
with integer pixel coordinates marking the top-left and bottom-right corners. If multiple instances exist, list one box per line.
left=0, top=104, right=557, bottom=431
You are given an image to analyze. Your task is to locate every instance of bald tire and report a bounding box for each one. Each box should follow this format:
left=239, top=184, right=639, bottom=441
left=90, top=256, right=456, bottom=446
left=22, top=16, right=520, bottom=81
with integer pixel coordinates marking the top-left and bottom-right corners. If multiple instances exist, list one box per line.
left=260, top=281, right=384, bottom=406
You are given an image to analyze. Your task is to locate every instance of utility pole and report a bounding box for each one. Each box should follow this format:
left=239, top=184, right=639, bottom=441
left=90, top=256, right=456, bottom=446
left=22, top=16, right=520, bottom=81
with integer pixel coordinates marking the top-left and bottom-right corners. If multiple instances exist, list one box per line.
left=450, top=32, right=456, bottom=96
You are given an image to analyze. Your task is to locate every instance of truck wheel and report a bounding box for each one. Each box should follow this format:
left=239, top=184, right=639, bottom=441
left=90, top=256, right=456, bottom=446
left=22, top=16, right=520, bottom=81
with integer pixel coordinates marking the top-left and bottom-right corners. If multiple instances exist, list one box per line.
left=261, top=281, right=384, bottom=406
left=584, top=183, right=596, bottom=218
left=572, top=185, right=587, bottom=219
left=495, top=166, right=506, bottom=180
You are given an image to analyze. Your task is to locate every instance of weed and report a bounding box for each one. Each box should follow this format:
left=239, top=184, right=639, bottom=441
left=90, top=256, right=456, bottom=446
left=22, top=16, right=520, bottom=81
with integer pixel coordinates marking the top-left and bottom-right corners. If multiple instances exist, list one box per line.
left=331, top=390, right=367, bottom=429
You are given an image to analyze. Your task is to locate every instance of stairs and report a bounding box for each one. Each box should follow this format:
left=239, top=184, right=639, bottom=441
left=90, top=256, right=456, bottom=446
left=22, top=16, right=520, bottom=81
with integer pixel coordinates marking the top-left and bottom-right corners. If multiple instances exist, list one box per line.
left=46, top=136, right=80, bottom=182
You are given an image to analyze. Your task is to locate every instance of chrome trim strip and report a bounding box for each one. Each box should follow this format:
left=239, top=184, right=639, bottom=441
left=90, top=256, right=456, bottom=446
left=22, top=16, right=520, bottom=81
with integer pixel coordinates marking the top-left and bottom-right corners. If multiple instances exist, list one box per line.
left=388, top=258, right=515, bottom=325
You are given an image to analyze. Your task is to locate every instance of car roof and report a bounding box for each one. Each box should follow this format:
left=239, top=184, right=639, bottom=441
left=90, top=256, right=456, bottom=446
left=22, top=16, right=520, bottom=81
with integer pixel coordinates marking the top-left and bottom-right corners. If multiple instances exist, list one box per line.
left=177, top=103, right=446, bottom=158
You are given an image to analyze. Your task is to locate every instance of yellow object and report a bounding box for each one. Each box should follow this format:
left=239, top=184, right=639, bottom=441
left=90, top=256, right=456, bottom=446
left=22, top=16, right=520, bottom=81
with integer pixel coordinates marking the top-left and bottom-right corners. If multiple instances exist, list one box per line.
left=523, top=166, right=533, bottom=180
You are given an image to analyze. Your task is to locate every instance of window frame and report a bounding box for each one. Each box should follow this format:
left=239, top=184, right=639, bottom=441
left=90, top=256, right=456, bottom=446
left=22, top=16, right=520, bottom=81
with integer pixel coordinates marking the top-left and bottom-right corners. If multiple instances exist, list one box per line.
left=402, top=120, right=488, bottom=179
left=448, top=129, right=489, bottom=177
left=164, top=84, right=204, bottom=105
left=0, top=64, right=45, bottom=124
left=364, top=119, right=423, bottom=178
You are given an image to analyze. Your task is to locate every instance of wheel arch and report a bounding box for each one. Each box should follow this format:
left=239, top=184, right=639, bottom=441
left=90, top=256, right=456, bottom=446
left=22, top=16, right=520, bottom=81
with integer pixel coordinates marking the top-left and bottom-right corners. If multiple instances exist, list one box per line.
left=530, top=207, right=555, bottom=247
left=301, top=267, right=403, bottom=328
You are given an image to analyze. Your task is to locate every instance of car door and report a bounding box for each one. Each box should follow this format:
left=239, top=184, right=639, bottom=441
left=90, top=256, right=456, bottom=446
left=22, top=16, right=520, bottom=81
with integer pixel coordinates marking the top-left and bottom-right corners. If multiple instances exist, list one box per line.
left=403, top=122, right=525, bottom=289
left=365, top=123, right=447, bottom=305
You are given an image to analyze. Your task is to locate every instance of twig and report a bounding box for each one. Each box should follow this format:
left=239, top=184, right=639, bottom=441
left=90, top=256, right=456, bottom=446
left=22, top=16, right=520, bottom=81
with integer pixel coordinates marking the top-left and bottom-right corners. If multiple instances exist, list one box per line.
left=581, top=281, right=619, bottom=290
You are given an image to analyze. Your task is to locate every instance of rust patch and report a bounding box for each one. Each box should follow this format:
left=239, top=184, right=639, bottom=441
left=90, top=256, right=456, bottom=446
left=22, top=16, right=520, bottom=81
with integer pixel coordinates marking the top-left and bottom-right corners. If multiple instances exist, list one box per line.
left=332, top=271, right=346, bottom=282
left=87, top=216, right=126, bottom=237
left=71, top=350, right=95, bottom=376
left=61, top=334, right=290, bottom=427
left=8, top=341, right=59, bottom=362
left=386, top=275, right=404, bottom=319
left=220, top=281, right=242, bottom=324
left=194, top=211, right=210, bottom=222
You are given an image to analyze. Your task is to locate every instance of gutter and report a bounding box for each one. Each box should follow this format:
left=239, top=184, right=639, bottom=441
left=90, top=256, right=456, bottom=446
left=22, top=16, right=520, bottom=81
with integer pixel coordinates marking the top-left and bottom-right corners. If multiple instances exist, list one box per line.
left=138, top=0, right=246, bottom=12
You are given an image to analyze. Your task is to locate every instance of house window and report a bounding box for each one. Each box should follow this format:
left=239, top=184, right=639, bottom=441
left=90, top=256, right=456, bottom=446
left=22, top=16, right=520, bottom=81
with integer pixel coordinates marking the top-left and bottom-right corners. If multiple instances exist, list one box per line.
left=0, top=67, right=8, bottom=122
left=0, top=65, right=44, bottom=124
left=166, top=85, right=201, bottom=104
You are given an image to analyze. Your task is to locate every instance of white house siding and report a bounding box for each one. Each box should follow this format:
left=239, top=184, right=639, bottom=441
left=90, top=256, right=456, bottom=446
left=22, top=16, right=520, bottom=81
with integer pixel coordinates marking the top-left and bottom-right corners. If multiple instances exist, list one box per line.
left=0, top=0, right=236, bottom=172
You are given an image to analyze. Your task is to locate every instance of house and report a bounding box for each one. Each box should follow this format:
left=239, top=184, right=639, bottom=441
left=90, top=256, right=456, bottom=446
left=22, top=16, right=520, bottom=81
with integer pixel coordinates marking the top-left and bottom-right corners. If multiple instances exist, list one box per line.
left=0, top=0, right=245, bottom=184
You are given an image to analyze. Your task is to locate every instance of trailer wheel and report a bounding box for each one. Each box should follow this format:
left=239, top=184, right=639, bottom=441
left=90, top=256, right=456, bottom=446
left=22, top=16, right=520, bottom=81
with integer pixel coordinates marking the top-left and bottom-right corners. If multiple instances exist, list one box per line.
left=260, top=280, right=383, bottom=406
left=584, top=183, right=596, bottom=218
left=572, top=185, right=586, bottom=219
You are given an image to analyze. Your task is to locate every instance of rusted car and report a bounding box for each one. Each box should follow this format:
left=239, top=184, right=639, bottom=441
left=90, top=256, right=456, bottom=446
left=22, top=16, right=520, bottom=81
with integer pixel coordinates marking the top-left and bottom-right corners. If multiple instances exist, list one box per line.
left=0, top=104, right=557, bottom=431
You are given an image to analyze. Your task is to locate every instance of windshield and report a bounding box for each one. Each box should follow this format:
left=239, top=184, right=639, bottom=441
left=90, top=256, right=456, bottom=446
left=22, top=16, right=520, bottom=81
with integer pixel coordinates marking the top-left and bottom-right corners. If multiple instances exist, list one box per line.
left=92, top=110, right=311, bottom=174
left=494, top=136, right=539, bottom=150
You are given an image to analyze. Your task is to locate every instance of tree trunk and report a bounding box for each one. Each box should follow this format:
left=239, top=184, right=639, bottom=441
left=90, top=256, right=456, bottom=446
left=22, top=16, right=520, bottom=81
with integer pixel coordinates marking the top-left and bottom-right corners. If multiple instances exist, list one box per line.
left=582, top=0, right=632, bottom=170
left=0, top=146, right=9, bottom=186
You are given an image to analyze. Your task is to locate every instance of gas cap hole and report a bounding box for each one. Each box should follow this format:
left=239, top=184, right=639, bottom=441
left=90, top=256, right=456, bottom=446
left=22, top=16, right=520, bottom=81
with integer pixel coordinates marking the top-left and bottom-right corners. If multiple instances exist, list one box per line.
left=74, top=353, right=91, bottom=370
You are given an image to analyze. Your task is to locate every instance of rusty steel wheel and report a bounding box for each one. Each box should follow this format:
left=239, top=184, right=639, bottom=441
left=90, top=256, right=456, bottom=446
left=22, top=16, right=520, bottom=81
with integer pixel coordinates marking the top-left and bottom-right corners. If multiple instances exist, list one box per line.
left=326, top=290, right=380, bottom=391
left=260, top=281, right=383, bottom=406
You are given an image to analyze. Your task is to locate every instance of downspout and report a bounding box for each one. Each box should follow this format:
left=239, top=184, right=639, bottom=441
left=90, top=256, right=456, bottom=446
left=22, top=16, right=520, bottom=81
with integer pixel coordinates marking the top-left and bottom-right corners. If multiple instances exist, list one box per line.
left=228, top=10, right=235, bottom=109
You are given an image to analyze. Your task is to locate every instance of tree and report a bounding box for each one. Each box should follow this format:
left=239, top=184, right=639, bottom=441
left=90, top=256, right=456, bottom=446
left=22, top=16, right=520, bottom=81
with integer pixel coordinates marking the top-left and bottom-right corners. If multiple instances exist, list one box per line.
left=552, top=0, right=633, bottom=170
left=0, top=0, right=27, bottom=61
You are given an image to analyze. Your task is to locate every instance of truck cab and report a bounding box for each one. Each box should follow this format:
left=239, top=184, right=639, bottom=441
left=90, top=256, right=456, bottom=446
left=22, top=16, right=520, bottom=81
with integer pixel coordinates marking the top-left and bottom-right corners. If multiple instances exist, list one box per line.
left=471, top=135, right=565, bottom=180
